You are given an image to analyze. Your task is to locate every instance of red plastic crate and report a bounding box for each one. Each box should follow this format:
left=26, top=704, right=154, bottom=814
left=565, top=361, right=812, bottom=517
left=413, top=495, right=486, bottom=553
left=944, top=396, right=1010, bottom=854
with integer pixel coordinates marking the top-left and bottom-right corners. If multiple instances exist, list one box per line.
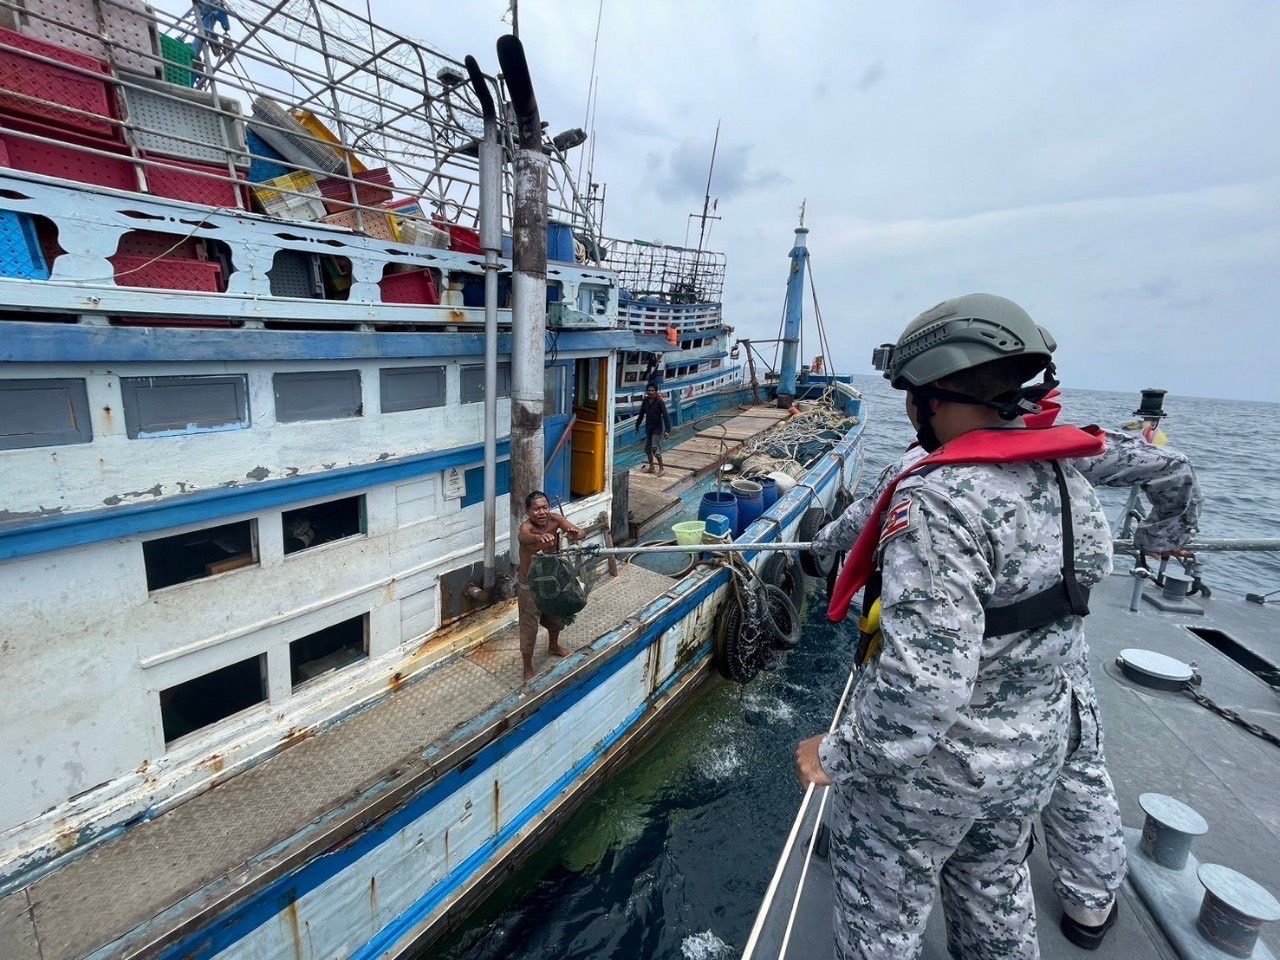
left=0, top=27, right=117, bottom=138
left=379, top=267, right=439, bottom=305
left=145, top=157, right=246, bottom=209
left=0, top=124, right=137, bottom=190
left=115, top=229, right=204, bottom=260
left=432, top=218, right=481, bottom=254
left=109, top=254, right=222, bottom=291
left=316, top=167, right=394, bottom=213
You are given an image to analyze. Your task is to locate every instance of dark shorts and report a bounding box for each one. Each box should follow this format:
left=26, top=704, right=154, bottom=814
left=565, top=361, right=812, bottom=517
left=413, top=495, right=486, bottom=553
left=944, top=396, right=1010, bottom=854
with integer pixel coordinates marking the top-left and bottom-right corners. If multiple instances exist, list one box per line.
left=517, top=583, right=564, bottom=655
left=644, top=431, right=663, bottom=458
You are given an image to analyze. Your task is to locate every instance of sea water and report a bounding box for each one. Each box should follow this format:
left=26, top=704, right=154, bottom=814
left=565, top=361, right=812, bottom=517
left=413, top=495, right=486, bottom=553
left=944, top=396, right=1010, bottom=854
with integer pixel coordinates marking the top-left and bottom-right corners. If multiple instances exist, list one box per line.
left=429, top=376, right=1280, bottom=960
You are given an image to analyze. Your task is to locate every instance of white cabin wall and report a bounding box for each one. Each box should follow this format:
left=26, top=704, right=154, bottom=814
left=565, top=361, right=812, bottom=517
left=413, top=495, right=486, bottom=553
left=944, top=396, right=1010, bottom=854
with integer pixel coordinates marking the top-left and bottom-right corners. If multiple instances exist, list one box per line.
left=1, top=360, right=511, bottom=518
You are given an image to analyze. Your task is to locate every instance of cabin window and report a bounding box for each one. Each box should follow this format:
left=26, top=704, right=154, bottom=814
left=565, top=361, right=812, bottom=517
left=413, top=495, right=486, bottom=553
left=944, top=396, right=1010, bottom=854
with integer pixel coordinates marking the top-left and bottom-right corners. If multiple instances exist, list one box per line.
left=460, top=362, right=511, bottom=403
left=381, top=365, right=446, bottom=413
left=0, top=378, right=92, bottom=450
left=143, top=519, right=258, bottom=591
left=623, top=371, right=639, bottom=383
left=544, top=366, right=568, bottom=415
left=161, top=654, right=266, bottom=744
left=291, top=614, right=367, bottom=687
left=121, top=375, right=249, bottom=439
left=273, top=370, right=362, bottom=422
left=282, top=495, right=364, bottom=555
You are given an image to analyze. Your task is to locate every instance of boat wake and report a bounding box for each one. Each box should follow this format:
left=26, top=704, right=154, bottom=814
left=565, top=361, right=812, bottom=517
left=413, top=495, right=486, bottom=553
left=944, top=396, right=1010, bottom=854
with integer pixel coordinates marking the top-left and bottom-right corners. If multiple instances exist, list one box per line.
left=681, top=930, right=734, bottom=959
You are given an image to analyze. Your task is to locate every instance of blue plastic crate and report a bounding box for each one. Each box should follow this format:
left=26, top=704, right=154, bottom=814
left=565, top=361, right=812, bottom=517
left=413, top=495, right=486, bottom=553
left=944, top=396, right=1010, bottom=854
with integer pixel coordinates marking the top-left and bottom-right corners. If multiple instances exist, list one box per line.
left=0, top=211, right=49, bottom=280
left=246, top=130, right=292, bottom=184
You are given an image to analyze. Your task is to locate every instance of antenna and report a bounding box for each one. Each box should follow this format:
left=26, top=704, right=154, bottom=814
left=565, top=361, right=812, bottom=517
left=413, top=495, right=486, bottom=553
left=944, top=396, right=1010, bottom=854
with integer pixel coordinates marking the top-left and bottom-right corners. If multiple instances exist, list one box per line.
left=799, top=198, right=806, bottom=227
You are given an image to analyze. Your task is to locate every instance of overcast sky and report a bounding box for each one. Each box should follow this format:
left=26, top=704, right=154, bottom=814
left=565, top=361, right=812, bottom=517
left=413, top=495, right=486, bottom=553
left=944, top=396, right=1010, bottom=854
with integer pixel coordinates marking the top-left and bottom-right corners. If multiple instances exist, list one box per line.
left=326, top=3, right=1278, bottom=401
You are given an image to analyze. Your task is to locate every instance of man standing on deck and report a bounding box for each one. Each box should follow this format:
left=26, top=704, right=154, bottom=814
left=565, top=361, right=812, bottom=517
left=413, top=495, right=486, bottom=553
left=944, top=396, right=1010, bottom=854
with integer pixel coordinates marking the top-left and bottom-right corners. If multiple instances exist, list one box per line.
left=795, top=294, right=1113, bottom=960
left=517, top=491, right=584, bottom=684
left=635, top=382, right=672, bottom=476
left=810, top=391, right=1202, bottom=950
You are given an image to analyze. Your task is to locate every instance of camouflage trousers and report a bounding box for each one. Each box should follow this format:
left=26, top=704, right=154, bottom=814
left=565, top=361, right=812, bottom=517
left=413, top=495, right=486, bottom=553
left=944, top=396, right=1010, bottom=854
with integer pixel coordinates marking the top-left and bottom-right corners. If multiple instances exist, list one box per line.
left=1041, top=685, right=1127, bottom=925
left=829, top=781, right=1039, bottom=960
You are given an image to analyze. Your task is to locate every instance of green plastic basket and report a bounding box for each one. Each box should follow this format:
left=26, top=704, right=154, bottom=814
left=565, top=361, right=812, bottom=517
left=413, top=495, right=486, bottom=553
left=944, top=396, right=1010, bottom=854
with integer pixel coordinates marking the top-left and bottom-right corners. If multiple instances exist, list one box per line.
left=160, top=34, right=195, bottom=87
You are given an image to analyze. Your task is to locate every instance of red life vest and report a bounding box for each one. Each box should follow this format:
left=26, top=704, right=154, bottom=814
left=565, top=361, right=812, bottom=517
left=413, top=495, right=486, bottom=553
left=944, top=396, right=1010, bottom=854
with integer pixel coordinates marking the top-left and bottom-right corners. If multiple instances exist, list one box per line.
left=826, top=424, right=1106, bottom=623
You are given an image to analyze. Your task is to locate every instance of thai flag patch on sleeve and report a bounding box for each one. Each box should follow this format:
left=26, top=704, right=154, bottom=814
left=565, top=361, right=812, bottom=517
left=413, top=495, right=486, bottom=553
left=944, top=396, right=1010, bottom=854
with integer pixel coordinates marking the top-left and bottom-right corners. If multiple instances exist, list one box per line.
left=879, top=499, right=913, bottom=546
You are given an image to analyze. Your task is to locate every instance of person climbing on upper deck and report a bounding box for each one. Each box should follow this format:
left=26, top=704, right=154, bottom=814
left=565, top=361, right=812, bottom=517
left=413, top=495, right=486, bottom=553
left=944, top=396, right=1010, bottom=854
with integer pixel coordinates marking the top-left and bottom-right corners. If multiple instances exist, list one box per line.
left=794, top=294, right=1113, bottom=960
left=635, top=381, right=672, bottom=476
left=810, top=387, right=1203, bottom=950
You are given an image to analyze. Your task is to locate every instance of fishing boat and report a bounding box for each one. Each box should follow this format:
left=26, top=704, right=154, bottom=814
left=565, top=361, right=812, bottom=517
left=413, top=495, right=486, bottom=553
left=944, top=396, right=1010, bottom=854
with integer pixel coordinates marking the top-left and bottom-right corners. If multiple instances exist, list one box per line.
left=609, top=236, right=756, bottom=432
left=0, top=2, right=864, bottom=958
left=744, top=398, right=1280, bottom=959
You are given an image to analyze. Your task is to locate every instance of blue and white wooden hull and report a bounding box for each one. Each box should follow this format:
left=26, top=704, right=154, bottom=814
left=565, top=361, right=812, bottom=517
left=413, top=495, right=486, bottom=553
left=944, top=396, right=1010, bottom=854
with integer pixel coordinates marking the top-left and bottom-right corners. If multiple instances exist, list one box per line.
left=125, top=407, right=864, bottom=960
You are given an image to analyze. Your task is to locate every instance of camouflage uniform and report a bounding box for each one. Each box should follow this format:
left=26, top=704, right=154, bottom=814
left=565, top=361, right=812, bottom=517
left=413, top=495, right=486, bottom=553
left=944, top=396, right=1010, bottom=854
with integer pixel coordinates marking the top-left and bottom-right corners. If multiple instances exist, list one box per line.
left=815, top=427, right=1201, bottom=940
left=818, top=454, right=1112, bottom=959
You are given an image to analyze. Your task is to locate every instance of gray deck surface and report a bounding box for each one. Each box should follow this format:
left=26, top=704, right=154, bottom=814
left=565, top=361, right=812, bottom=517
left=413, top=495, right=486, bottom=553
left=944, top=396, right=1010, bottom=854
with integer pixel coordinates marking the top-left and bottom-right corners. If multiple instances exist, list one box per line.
left=0, top=564, right=676, bottom=960
left=750, top=569, right=1280, bottom=960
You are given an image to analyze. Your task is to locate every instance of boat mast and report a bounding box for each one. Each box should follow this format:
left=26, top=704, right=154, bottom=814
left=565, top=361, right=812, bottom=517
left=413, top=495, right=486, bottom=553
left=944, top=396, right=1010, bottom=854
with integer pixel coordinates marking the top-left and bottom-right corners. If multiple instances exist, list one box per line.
left=778, top=203, right=809, bottom=404
left=687, top=121, right=721, bottom=297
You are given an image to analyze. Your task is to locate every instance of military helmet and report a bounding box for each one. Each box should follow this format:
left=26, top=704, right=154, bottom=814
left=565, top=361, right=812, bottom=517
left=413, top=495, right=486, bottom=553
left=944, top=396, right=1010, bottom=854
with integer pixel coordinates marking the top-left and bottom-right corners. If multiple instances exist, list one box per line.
left=872, top=293, right=1056, bottom=389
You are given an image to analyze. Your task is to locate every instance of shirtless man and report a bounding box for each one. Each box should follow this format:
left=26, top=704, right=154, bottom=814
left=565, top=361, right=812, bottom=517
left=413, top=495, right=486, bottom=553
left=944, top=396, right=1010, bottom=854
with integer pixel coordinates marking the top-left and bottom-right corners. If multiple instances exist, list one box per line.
left=517, top=490, right=584, bottom=683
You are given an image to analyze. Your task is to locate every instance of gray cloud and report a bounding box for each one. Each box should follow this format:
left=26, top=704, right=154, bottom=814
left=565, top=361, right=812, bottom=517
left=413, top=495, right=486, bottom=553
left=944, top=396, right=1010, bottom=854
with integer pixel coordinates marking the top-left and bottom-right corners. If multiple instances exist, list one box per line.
left=645, top=138, right=786, bottom=204
left=857, top=60, right=886, bottom=92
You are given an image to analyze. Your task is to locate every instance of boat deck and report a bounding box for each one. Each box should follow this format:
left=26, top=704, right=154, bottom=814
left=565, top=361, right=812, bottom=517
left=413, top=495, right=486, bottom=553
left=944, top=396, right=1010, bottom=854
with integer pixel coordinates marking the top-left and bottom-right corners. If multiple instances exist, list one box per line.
left=627, top=405, right=793, bottom=539
left=749, top=569, right=1280, bottom=960
left=0, top=565, right=678, bottom=960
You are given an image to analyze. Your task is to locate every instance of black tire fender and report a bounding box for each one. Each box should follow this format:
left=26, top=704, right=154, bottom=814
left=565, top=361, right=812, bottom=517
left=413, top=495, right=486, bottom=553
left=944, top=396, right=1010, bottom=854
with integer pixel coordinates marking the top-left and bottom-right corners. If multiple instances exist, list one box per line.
left=759, top=552, right=806, bottom=611
left=758, top=582, right=802, bottom=649
left=714, top=594, right=763, bottom=684
left=797, top=506, right=832, bottom=578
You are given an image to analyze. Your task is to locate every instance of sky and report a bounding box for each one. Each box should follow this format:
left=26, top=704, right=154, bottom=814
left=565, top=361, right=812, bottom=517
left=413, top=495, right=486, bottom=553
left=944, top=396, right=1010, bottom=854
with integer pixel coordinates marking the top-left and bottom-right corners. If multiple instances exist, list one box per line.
left=245, top=1, right=1280, bottom=401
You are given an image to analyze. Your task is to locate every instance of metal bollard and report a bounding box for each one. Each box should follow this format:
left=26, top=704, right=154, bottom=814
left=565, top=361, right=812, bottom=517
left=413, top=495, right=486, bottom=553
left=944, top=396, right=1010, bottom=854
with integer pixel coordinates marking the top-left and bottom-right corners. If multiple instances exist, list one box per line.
left=1161, top=573, right=1191, bottom=602
left=1138, top=793, right=1208, bottom=870
left=1196, top=863, right=1280, bottom=958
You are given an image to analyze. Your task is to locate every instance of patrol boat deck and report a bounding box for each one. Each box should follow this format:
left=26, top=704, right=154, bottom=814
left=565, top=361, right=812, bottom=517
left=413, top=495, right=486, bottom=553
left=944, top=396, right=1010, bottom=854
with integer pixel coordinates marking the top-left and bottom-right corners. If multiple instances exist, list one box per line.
left=745, top=564, right=1280, bottom=960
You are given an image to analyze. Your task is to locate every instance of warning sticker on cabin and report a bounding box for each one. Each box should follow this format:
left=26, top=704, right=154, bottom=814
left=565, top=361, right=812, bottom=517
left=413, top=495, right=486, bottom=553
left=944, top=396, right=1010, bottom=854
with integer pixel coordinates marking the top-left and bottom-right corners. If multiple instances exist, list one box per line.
left=443, top=467, right=466, bottom=500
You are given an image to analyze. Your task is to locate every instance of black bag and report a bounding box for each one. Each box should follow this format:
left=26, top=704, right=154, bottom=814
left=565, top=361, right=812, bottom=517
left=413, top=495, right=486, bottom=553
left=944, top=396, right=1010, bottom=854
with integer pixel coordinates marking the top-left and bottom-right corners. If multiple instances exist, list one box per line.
left=528, top=552, right=591, bottom=624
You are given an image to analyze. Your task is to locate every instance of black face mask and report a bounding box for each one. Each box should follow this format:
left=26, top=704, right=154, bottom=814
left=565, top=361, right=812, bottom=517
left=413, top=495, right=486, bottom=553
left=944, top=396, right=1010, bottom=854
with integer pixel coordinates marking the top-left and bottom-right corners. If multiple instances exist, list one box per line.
left=907, top=367, right=1060, bottom=452
left=909, top=389, right=943, bottom=452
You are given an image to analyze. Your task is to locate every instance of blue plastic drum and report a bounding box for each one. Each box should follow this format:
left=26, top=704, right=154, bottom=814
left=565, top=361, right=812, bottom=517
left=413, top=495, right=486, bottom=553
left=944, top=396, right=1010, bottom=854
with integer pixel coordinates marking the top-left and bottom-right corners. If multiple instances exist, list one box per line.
left=699, top=492, right=738, bottom=538
left=749, top=476, right=778, bottom=511
left=731, top=479, right=764, bottom=535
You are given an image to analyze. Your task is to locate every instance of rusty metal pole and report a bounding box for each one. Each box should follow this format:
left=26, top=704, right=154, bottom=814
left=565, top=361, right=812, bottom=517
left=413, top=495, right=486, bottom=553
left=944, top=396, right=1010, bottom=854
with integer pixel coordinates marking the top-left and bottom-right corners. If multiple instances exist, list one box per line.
left=465, top=56, right=502, bottom=592
left=496, top=35, right=547, bottom=565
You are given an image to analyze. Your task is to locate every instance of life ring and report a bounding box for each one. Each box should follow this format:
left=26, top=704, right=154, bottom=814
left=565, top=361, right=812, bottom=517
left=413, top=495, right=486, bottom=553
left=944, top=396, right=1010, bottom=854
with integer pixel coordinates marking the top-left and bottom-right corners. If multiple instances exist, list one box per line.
left=760, top=552, right=805, bottom=611
left=758, top=582, right=801, bottom=649
left=713, top=593, right=765, bottom=684
left=796, top=506, right=832, bottom=578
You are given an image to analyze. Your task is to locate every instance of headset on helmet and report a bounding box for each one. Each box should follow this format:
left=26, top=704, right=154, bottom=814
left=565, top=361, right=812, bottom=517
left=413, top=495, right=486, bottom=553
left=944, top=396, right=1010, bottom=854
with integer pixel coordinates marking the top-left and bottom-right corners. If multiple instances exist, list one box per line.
left=871, top=294, right=1060, bottom=450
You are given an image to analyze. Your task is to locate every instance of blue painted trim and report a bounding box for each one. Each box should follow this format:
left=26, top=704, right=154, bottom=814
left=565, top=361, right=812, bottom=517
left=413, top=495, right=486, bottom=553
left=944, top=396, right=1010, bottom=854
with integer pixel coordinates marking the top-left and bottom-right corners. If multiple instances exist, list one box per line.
left=0, top=440, right=511, bottom=562
left=0, top=322, right=643, bottom=364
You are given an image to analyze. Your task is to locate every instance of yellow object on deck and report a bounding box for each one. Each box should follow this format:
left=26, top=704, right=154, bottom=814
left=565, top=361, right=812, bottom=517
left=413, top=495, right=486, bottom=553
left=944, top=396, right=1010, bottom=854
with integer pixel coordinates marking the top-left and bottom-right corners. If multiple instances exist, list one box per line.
left=291, top=109, right=368, bottom=173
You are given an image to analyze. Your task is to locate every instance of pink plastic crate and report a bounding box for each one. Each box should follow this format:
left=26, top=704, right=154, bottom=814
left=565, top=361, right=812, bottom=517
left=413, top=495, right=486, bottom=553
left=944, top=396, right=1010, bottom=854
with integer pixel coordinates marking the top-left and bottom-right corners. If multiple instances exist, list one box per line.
left=316, top=167, right=393, bottom=213
left=145, top=157, right=245, bottom=209
left=379, top=267, right=439, bottom=305
left=109, top=253, right=222, bottom=291
left=0, top=124, right=137, bottom=190
left=0, top=27, right=117, bottom=138
left=323, top=207, right=395, bottom=242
